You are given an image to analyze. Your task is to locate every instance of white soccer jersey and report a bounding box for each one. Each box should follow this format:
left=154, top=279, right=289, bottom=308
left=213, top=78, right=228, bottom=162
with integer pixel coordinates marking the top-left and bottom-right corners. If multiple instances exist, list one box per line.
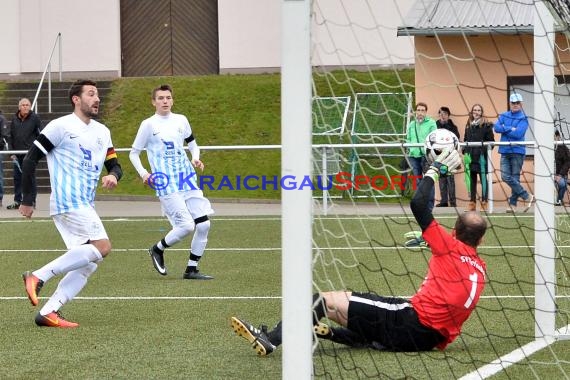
left=131, top=113, right=197, bottom=196
left=37, top=113, right=115, bottom=215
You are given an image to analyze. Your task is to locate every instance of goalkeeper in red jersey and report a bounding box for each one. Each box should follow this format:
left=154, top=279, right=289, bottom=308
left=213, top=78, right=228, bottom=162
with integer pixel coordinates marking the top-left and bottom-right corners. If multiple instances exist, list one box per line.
left=230, top=149, right=487, bottom=355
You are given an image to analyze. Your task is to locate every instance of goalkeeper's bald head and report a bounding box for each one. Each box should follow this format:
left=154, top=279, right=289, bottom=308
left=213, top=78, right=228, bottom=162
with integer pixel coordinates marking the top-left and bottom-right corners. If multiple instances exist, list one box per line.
left=454, top=212, right=487, bottom=248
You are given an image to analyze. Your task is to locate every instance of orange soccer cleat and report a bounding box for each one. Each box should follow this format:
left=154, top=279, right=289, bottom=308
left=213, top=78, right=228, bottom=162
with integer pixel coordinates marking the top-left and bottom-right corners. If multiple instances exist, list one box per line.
left=22, top=271, right=44, bottom=306
left=35, top=311, right=79, bottom=328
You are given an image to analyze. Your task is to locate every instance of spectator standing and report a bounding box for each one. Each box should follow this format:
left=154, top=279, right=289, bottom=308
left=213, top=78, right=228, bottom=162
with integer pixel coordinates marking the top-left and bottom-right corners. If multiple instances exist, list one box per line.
left=494, top=93, right=533, bottom=213
left=0, top=111, right=8, bottom=207
left=6, top=98, right=42, bottom=209
left=435, top=106, right=460, bottom=207
left=554, top=130, right=570, bottom=206
left=463, top=104, right=495, bottom=212
left=405, top=102, right=437, bottom=208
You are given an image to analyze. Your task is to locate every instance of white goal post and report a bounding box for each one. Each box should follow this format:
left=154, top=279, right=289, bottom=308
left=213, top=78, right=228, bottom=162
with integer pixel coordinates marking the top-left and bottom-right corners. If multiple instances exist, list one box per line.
left=281, top=1, right=312, bottom=379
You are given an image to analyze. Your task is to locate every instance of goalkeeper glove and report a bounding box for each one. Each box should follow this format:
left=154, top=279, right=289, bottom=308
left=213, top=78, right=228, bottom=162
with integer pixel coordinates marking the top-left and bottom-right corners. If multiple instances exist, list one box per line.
left=424, top=149, right=461, bottom=182
left=404, top=237, right=428, bottom=249
left=403, top=231, right=422, bottom=240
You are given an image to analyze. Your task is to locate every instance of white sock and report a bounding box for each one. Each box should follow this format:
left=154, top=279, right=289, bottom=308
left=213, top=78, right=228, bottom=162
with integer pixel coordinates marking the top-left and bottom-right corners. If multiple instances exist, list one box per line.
left=40, top=263, right=98, bottom=315
left=34, top=244, right=102, bottom=283
left=187, top=256, right=199, bottom=267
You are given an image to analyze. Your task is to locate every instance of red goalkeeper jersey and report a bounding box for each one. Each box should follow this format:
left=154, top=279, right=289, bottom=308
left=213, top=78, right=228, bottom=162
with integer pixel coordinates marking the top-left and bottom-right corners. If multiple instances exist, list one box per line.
left=410, top=220, right=487, bottom=349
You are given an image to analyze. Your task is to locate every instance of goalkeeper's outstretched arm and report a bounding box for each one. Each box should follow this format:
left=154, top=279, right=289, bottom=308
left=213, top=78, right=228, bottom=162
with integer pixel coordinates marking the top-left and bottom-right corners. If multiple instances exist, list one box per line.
left=411, top=149, right=461, bottom=231
left=410, top=176, right=434, bottom=231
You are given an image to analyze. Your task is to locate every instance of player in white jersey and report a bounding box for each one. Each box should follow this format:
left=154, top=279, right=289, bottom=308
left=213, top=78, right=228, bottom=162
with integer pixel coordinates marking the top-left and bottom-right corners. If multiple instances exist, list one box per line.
left=19, top=80, right=123, bottom=328
left=130, top=84, right=214, bottom=280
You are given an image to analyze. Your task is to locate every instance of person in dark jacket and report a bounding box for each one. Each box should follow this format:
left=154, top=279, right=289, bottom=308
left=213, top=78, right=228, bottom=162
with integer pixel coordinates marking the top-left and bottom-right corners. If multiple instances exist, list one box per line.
left=554, top=130, right=570, bottom=206
left=6, top=97, right=42, bottom=209
left=0, top=110, right=8, bottom=207
left=463, top=104, right=495, bottom=212
left=435, top=106, right=460, bottom=207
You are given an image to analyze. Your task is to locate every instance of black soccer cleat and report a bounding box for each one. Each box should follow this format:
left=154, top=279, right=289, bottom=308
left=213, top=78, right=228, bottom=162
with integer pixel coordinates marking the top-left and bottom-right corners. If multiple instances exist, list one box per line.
left=231, top=317, right=276, bottom=356
left=148, top=245, right=167, bottom=275
left=182, top=270, right=214, bottom=280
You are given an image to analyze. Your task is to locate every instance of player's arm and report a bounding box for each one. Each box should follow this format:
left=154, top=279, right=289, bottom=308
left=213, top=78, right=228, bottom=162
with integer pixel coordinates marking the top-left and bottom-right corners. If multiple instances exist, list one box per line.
left=21, top=135, right=52, bottom=206
left=411, top=149, right=461, bottom=231
left=129, top=122, right=153, bottom=184
left=129, top=147, right=151, bottom=184
left=186, top=134, right=204, bottom=171
left=410, top=175, right=434, bottom=231
left=101, top=147, right=122, bottom=189
left=34, top=114, right=42, bottom=134
left=104, top=147, right=122, bottom=179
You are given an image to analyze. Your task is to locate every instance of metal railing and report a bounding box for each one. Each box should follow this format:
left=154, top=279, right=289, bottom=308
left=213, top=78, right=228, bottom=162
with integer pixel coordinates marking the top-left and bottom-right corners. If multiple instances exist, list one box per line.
left=32, top=33, right=63, bottom=114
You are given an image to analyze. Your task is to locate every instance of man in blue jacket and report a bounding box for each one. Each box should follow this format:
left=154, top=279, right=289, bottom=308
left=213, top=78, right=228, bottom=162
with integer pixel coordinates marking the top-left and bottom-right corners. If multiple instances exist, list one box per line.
left=494, top=93, right=533, bottom=213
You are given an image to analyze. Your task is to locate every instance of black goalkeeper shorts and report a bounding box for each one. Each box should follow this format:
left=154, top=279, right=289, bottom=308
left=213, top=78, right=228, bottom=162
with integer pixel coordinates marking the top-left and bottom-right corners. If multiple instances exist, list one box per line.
left=346, top=292, right=445, bottom=351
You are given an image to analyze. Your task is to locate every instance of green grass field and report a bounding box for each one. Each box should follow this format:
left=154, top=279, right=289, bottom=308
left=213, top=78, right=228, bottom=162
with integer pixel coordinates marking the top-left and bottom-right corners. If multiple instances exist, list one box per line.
left=2, top=213, right=570, bottom=379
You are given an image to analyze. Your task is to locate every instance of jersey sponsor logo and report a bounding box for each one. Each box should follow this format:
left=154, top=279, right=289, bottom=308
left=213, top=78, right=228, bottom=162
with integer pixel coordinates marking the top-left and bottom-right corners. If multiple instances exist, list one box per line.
left=79, top=145, right=98, bottom=171
left=69, top=135, right=79, bottom=139
left=80, top=146, right=92, bottom=160
left=162, top=140, right=177, bottom=157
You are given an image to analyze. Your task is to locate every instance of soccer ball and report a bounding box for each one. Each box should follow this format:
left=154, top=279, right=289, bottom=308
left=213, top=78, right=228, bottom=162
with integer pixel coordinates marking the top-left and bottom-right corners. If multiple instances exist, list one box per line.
left=424, top=129, right=459, bottom=164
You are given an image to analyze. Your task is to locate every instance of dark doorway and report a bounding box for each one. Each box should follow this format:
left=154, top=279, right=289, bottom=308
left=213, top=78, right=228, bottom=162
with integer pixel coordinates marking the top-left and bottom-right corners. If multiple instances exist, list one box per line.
left=121, top=0, right=219, bottom=77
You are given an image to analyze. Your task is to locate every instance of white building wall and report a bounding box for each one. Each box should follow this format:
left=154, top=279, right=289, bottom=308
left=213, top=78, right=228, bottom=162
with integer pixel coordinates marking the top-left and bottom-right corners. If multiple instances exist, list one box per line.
left=311, top=0, right=415, bottom=68
left=0, top=0, right=121, bottom=78
left=0, top=0, right=21, bottom=73
left=0, top=0, right=414, bottom=78
left=218, top=0, right=282, bottom=72
left=218, top=0, right=415, bottom=72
